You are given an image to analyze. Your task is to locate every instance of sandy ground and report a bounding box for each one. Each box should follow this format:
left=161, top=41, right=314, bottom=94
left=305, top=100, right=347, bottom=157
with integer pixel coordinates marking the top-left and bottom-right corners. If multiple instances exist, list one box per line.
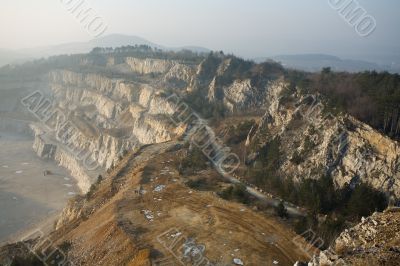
left=0, top=131, right=78, bottom=243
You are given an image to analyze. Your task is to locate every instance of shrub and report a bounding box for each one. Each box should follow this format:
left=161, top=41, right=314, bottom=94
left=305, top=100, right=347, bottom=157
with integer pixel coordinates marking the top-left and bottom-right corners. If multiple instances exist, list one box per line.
left=346, top=183, right=388, bottom=219
left=275, top=201, right=289, bottom=218
left=58, top=240, right=72, bottom=252
left=219, top=186, right=234, bottom=200
left=96, top=175, right=103, bottom=184
left=85, top=184, right=97, bottom=199
left=10, top=254, right=44, bottom=266
left=186, top=178, right=207, bottom=190
left=179, top=147, right=208, bottom=174
left=227, top=120, right=255, bottom=145
left=291, top=151, right=304, bottom=165
left=219, top=184, right=250, bottom=204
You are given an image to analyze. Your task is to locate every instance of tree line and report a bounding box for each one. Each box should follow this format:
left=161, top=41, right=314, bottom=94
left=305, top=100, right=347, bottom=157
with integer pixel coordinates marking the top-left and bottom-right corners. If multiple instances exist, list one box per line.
left=286, top=68, right=400, bottom=140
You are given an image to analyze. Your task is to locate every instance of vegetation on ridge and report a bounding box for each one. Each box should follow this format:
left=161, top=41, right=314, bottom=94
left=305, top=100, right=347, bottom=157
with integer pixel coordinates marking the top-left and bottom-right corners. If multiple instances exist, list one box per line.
left=285, top=68, right=400, bottom=140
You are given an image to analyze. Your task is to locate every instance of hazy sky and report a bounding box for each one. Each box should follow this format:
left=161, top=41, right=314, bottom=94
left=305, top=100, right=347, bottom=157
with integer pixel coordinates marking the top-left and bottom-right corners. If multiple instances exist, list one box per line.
left=1, top=0, right=399, bottom=59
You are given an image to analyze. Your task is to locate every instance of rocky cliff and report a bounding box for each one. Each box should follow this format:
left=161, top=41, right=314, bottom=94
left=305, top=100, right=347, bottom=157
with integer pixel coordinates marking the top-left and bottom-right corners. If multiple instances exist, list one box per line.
left=26, top=68, right=188, bottom=192
left=22, top=52, right=400, bottom=199
left=248, top=81, right=400, bottom=199
left=28, top=53, right=276, bottom=192
left=308, top=208, right=400, bottom=265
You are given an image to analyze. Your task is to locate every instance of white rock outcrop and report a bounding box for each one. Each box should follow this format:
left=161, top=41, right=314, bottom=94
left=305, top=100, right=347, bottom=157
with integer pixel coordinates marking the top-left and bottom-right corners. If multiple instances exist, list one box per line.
left=253, top=82, right=400, bottom=198
left=36, top=69, right=188, bottom=192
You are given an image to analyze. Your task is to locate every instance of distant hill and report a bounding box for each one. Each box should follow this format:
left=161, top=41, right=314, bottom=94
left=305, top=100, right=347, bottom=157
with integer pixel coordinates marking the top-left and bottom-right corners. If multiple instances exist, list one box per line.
left=4, top=38, right=397, bottom=73
left=0, top=49, right=32, bottom=67
left=90, top=34, right=161, bottom=49
left=0, top=34, right=210, bottom=67
left=19, top=34, right=162, bottom=58
left=255, top=54, right=400, bottom=73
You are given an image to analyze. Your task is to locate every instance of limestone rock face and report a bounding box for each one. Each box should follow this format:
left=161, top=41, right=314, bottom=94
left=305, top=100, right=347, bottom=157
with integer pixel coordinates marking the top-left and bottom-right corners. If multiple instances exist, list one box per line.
left=163, top=63, right=196, bottom=84
left=33, top=134, right=57, bottom=159
left=223, top=79, right=265, bottom=112
left=32, top=56, right=400, bottom=201
left=123, top=56, right=272, bottom=113
left=29, top=69, right=187, bottom=192
left=251, top=82, right=400, bottom=199
left=308, top=208, right=400, bottom=265
left=126, top=57, right=197, bottom=88
left=203, top=58, right=270, bottom=113
left=55, top=195, right=85, bottom=230
left=54, top=148, right=94, bottom=193
left=125, top=58, right=176, bottom=74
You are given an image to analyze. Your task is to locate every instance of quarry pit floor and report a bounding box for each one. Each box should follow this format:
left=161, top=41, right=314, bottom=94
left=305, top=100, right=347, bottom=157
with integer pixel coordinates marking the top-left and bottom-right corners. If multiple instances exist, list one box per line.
left=0, top=131, right=78, bottom=243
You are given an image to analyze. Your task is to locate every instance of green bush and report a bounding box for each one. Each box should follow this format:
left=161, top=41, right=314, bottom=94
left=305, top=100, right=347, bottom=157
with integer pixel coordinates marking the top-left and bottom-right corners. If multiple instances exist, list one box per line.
left=179, top=147, right=208, bottom=174
left=58, top=240, right=72, bottom=252
left=10, top=254, right=44, bottom=266
left=186, top=178, right=207, bottom=190
left=290, top=151, right=304, bottom=165
left=275, top=201, right=289, bottom=218
left=227, top=120, right=255, bottom=145
left=346, top=183, right=388, bottom=219
left=219, top=184, right=250, bottom=204
left=286, top=70, right=400, bottom=140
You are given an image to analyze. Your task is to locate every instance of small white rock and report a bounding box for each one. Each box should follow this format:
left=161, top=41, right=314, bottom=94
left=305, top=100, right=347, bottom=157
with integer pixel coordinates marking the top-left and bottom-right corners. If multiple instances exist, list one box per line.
left=233, top=258, right=244, bottom=265
left=154, top=185, right=166, bottom=192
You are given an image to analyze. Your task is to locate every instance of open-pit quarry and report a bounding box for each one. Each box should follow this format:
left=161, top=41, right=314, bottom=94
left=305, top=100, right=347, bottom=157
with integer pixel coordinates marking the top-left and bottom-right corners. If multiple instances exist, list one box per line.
left=1, top=48, right=399, bottom=265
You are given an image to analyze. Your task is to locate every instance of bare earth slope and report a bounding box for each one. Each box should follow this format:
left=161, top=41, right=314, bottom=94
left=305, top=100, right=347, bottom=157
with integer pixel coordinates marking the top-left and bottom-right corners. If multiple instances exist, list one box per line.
left=0, top=141, right=312, bottom=266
